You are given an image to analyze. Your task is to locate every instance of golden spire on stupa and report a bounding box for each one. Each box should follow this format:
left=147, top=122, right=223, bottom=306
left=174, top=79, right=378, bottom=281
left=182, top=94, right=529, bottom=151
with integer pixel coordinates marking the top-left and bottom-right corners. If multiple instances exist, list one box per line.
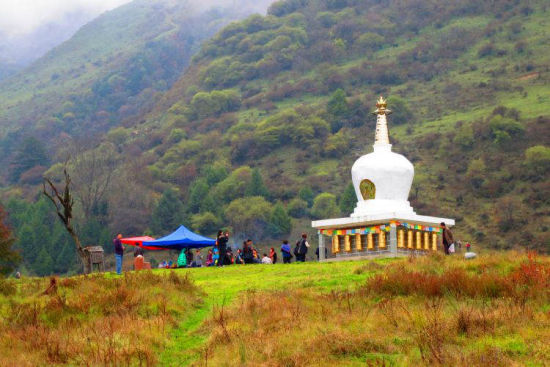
left=373, top=96, right=391, bottom=146
left=374, top=96, right=392, bottom=115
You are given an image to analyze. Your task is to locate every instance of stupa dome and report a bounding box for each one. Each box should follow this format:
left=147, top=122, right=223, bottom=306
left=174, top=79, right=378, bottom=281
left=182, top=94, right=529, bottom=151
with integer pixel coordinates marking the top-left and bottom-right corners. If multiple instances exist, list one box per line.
left=350, top=97, right=415, bottom=217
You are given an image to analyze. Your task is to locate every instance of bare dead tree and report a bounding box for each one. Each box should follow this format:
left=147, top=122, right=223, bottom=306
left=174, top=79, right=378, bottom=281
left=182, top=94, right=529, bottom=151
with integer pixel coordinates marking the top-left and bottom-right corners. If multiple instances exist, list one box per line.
left=43, top=169, right=91, bottom=273
left=69, top=143, right=118, bottom=219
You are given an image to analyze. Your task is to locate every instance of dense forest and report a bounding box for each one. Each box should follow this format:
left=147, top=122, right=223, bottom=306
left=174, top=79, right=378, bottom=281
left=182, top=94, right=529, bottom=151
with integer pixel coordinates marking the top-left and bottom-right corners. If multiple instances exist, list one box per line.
left=1, top=0, right=549, bottom=275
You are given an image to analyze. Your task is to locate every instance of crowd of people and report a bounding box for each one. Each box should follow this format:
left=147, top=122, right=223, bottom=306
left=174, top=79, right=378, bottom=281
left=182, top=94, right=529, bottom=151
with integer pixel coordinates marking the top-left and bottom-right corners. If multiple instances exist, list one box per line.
left=184, top=231, right=312, bottom=267
left=112, top=231, right=313, bottom=274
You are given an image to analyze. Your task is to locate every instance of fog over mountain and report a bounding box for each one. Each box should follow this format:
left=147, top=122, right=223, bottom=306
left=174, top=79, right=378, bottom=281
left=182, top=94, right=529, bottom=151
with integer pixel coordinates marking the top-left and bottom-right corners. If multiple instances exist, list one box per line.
left=0, top=0, right=131, bottom=78
left=0, top=0, right=269, bottom=78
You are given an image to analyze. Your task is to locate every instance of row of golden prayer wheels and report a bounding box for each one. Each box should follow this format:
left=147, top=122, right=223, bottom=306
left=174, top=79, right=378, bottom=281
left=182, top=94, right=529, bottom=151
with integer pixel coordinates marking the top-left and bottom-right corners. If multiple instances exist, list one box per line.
left=331, top=229, right=439, bottom=254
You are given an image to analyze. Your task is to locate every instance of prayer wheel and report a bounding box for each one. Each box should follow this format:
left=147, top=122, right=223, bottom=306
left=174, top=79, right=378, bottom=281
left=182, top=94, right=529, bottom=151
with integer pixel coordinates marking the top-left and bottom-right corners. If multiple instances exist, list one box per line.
left=407, top=230, right=413, bottom=249
left=424, top=232, right=430, bottom=250
left=355, top=234, right=362, bottom=251
left=432, top=233, right=438, bottom=251
left=379, top=231, right=386, bottom=248
left=345, top=235, right=351, bottom=252
left=367, top=233, right=374, bottom=250
left=398, top=229, right=404, bottom=248
left=416, top=231, right=422, bottom=249
left=332, top=235, right=340, bottom=253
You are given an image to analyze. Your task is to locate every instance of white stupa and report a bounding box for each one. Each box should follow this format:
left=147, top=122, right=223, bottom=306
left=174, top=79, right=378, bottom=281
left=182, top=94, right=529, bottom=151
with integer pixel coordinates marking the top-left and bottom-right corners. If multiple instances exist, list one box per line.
left=351, top=97, right=415, bottom=218
left=312, top=97, right=454, bottom=260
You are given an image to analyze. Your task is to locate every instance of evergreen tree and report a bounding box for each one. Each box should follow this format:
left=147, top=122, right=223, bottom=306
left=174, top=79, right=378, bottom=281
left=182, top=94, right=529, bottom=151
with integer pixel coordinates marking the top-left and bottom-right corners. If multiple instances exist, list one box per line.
left=189, top=178, right=210, bottom=213
left=34, top=247, right=53, bottom=277
left=10, top=137, right=49, bottom=182
left=268, top=203, right=292, bottom=237
left=54, top=243, right=75, bottom=274
left=327, top=89, right=349, bottom=118
left=298, top=187, right=315, bottom=207
left=339, top=183, right=357, bottom=215
left=151, top=189, right=184, bottom=235
left=0, top=205, right=20, bottom=276
left=245, top=168, right=269, bottom=198
left=327, top=88, right=349, bottom=132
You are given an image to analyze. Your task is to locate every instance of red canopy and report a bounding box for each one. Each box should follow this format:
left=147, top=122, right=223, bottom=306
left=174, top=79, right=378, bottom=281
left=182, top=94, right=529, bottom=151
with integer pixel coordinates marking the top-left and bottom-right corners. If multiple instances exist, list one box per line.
left=121, top=236, right=166, bottom=251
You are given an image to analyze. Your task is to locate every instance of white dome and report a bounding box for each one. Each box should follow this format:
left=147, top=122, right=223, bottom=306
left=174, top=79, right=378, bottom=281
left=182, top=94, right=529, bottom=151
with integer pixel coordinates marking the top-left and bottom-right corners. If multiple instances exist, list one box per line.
left=350, top=143, right=415, bottom=217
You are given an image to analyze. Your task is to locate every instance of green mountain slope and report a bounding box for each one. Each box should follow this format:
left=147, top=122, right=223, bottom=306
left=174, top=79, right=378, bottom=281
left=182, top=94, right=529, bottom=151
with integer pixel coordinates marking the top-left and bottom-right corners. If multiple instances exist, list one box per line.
left=0, top=0, right=273, bottom=181
left=3, top=0, right=550, bottom=276
left=125, top=0, right=549, bottom=248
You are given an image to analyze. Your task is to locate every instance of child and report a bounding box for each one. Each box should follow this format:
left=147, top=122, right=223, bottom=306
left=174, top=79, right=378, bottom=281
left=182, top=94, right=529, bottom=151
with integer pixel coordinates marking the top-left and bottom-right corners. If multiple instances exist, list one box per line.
left=206, top=249, right=214, bottom=267
left=261, top=253, right=273, bottom=264
left=213, top=245, right=220, bottom=266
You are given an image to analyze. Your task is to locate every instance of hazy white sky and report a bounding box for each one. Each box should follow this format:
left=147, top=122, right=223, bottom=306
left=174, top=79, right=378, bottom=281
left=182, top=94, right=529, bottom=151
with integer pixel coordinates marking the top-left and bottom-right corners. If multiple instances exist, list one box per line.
left=0, top=0, right=132, bottom=37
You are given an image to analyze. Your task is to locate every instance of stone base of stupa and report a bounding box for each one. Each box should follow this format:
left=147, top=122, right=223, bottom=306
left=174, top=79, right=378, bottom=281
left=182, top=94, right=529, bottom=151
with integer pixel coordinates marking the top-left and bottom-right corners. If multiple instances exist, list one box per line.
left=311, top=213, right=454, bottom=261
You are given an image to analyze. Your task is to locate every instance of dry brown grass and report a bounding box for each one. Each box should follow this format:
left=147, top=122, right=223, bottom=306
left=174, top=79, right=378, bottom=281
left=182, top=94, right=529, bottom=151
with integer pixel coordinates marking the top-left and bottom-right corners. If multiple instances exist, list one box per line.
left=196, top=252, right=550, bottom=367
left=0, top=271, right=201, bottom=366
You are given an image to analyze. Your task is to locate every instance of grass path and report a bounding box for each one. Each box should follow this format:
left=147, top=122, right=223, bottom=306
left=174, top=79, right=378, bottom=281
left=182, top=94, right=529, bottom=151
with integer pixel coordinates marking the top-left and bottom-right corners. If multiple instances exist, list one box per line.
left=158, top=260, right=389, bottom=365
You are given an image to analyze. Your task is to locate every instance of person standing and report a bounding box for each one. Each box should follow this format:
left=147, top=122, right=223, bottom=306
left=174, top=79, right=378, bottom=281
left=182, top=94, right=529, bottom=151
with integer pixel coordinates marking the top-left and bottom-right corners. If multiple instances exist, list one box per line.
left=185, top=248, right=194, bottom=265
left=217, top=230, right=228, bottom=267
left=441, top=222, right=454, bottom=255
left=113, top=234, right=124, bottom=275
left=296, top=233, right=309, bottom=262
left=243, top=239, right=254, bottom=264
left=269, top=247, right=278, bottom=264
left=281, top=240, right=292, bottom=264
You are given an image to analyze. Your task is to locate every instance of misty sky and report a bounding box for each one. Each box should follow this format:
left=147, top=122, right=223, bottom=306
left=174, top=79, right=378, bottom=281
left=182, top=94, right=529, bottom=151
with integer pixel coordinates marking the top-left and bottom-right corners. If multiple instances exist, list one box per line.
left=0, top=0, right=132, bottom=37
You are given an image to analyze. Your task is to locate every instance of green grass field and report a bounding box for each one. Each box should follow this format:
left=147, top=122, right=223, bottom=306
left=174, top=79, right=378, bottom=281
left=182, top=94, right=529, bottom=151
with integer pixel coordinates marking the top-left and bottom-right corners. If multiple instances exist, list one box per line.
left=156, top=259, right=384, bottom=365
left=1, top=251, right=549, bottom=366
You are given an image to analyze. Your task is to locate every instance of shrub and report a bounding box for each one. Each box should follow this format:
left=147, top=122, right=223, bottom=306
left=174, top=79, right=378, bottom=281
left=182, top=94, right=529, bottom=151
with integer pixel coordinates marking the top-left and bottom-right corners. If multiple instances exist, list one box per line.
left=311, top=193, right=339, bottom=219
left=288, top=198, right=308, bottom=218
left=525, top=145, right=550, bottom=177
left=0, top=278, right=16, bottom=296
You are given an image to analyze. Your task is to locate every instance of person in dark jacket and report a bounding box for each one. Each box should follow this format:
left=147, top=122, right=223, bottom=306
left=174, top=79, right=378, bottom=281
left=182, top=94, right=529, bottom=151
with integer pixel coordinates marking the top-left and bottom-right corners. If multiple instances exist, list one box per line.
left=315, top=246, right=328, bottom=260
left=113, top=234, right=124, bottom=275
left=217, top=230, right=228, bottom=266
left=133, top=245, right=144, bottom=258
left=243, top=239, right=254, bottom=264
left=281, top=240, right=292, bottom=264
left=295, top=233, right=309, bottom=262
left=441, top=222, right=454, bottom=255
left=185, top=248, right=194, bottom=265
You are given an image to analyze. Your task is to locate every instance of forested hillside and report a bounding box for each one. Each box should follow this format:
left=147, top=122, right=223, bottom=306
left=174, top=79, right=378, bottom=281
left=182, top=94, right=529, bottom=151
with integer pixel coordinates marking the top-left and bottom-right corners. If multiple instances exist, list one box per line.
left=2, top=0, right=549, bottom=275
left=0, top=0, right=273, bottom=183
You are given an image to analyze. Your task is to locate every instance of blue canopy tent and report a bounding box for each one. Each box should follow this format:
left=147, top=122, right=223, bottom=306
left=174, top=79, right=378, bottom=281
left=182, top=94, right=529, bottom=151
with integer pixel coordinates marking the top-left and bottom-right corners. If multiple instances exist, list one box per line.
left=142, top=225, right=216, bottom=250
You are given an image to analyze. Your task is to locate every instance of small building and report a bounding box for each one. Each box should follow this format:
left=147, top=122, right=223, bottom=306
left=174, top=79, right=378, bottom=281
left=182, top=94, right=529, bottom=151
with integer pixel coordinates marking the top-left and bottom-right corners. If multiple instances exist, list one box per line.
left=312, top=97, right=454, bottom=261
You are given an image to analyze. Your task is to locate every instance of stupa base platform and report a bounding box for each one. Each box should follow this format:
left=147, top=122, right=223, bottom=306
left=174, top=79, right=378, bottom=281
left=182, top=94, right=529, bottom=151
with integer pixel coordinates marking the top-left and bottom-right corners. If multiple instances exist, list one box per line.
left=312, top=215, right=454, bottom=262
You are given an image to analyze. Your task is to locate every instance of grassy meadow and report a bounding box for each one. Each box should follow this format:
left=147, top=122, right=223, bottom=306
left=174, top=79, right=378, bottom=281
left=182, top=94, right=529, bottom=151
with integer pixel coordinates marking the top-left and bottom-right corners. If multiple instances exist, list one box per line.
left=1, top=251, right=549, bottom=366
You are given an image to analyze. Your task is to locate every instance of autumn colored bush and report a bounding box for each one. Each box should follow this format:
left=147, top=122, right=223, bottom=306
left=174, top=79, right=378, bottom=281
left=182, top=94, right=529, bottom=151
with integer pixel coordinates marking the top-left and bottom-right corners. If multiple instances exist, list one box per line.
left=0, top=271, right=201, bottom=366
left=197, top=253, right=549, bottom=366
